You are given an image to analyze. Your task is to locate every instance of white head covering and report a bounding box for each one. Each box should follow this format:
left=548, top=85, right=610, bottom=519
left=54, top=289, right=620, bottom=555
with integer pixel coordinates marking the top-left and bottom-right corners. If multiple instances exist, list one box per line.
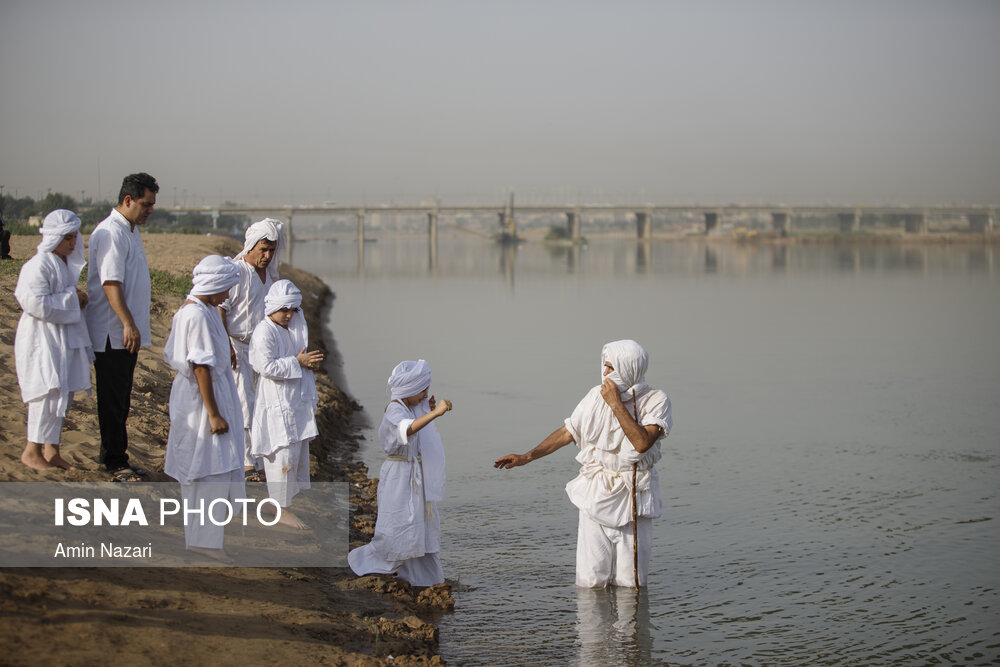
left=264, top=279, right=302, bottom=315
left=388, top=359, right=432, bottom=401
left=601, top=339, right=650, bottom=397
left=235, top=218, right=283, bottom=280
left=190, top=255, right=240, bottom=296
left=38, top=210, right=86, bottom=281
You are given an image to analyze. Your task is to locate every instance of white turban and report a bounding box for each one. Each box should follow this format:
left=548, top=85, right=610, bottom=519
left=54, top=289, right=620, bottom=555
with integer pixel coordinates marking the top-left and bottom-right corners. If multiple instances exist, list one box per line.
left=37, top=209, right=86, bottom=284
left=235, top=218, right=283, bottom=281
left=601, top=339, right=650, bottom=396
left=190, top=255, right=240, bottom=296
left=264, top=279, right=302, bottom=315
left=388, top=359, right=432, bottom=401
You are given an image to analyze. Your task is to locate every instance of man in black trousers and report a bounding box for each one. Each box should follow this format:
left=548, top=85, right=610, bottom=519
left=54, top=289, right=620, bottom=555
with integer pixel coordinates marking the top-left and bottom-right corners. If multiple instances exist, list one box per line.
left=85, top=173, right=158, bottom=481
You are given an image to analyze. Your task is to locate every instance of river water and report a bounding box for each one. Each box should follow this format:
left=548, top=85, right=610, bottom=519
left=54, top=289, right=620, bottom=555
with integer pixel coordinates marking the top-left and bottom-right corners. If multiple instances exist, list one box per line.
left=291, top=236, right=1000, bottom=666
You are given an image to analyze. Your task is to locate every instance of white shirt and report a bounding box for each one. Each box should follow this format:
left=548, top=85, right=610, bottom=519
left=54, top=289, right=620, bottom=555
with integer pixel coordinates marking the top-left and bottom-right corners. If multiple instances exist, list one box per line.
left=85, top=209, right=151, bottom=350
left=563, top=384, right=672, bottom=527
left=220, top=260, right=273, bottom=340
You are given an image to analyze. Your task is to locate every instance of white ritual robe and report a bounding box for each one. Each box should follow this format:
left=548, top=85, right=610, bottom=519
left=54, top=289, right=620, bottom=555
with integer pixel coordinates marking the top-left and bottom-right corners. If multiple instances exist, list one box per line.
left=249, top=317, right=318, bottom=454
left=85, top=209, right=151, bottom=350
left=14, top=251, right=94, bottom=441
left=163, top=299, right=245, bottom=549
left=562, top=384, right=671, bottom=587
left=249, top=316, right=317, bottom=506
left=163, top=299, right=245, bottom=485
left=348, top=401, right=444, bottom=587
left=220, top=261, right=273, bottom=431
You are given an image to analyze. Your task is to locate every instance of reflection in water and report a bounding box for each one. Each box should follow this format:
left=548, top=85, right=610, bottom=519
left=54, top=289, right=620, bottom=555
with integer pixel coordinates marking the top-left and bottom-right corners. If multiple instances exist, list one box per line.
left=636, top=242, right=650, bottom=273
left=575, top=588, right=653, bottom=667
left=704, top=246, right=717, bottom=273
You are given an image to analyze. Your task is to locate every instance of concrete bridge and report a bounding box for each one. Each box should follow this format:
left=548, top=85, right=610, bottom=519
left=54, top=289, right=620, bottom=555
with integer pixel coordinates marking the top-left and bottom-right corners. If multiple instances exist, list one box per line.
left=170, top=201, right=997, bottom=261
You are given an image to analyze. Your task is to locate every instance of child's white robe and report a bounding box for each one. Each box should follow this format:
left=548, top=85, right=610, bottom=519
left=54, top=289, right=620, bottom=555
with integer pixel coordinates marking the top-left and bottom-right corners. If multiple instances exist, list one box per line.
left=163, top=299, right=245, bottom=485
left=347, top=400, right=445, bottom=587
left=14, top=251, right=93, bottom=419
left=249, top=315, right=317, bottom=505
left=248, top=317, right=318, bottom=455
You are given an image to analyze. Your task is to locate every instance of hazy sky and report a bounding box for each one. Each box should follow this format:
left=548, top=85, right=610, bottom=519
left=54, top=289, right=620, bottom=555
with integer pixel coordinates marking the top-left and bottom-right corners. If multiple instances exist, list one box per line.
left=2, top=0, right=998, bottom=207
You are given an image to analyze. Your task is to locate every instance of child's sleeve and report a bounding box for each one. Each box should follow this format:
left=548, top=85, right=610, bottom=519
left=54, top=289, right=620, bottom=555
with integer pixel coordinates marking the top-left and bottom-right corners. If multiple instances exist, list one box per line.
left=249, top=324, right=302, bottom=380
left=380, top=402, right=414, bottom=456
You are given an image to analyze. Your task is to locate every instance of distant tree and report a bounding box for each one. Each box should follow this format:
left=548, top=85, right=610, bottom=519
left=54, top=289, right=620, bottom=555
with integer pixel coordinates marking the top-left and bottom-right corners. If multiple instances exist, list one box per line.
left=1, top=195, right=37, bottom=222
left=35, top=192, right=78, bottom=215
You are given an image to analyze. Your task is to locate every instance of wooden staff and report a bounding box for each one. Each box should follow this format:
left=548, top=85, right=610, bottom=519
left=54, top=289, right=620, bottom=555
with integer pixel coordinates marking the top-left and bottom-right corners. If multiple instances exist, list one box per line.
left=632, top=388, right=639, bottom=589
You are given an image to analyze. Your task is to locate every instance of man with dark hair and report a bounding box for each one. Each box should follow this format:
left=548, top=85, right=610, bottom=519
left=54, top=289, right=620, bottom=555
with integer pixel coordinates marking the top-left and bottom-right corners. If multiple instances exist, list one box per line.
left=85, top=172, right=158, bottom=481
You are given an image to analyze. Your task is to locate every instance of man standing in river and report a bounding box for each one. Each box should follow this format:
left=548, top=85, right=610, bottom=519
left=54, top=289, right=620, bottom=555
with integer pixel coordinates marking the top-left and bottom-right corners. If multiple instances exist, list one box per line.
left=494, top=339, right=672, bottom=588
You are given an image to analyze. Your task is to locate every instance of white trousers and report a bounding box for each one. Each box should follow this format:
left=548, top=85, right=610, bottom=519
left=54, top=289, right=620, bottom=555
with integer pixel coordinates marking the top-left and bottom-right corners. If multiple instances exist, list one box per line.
left=26, top=390, right=72, bottom=445
left=230, top=339, right=259, bottom=469
left=180, top=469, right=245, bottom=550
left=575, top=511, right=652, bottom=588
left=261, top=440, right=311, bottom=507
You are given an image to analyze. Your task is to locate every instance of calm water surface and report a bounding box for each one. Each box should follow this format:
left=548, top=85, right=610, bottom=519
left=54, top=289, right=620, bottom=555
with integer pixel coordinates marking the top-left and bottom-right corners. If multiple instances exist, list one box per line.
left=292, top=237, right=1000, bottom=666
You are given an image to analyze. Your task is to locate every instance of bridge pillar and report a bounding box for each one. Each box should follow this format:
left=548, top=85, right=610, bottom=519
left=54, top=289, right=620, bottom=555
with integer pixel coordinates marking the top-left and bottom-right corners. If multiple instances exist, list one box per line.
left=565, top=210, right=581, bottom=240
left=704, top=211, right=720, bottom=234
left=635, top=211, right=652, bottom=240
left=357, top=209, right=366, bottom=272
left=838, top=210, right=860, bottom=233
left=285, top=212, right=294, bottom=263
left=904, top=212, right=926, bottom=234
left=772, top=211, right=791, bottom=236
left=428, top=211, right=438, bottom=270
left=968, top=213, right=994, bottom=233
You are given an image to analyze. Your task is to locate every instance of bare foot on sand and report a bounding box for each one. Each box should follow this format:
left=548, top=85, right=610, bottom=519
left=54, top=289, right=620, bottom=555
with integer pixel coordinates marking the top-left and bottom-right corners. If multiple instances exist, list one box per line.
left=44, top=446, right=75, bottom=471
left=21, top=444, right=59, bottom=471
left=271, top=508, right=311, bottom=531
left=187, top=546, right=235, bottom=564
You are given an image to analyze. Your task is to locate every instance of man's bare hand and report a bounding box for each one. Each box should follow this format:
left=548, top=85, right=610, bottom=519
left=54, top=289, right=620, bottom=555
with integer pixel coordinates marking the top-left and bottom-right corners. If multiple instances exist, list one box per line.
left=493, top=453, right=527, bottom=469
left=600, top=378, right=624, bottom=408
left=122, top=321, right=141, bottom=354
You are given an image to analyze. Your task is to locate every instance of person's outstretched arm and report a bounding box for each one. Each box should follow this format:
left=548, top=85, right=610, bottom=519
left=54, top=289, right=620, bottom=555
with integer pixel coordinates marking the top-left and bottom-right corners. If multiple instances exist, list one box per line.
left=494, top=426, right=574, bottom=469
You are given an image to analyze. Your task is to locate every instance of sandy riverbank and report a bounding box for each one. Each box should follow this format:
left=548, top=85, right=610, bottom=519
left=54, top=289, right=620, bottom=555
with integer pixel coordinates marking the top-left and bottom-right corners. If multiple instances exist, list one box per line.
left=0, top=233, right=451, bottom=666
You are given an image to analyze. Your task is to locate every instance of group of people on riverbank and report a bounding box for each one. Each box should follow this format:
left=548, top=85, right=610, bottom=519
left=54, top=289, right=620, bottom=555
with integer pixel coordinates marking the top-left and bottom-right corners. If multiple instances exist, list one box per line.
left=12, top=171, right=673, bottom=587
left=13, top=172, right=324, bottom=562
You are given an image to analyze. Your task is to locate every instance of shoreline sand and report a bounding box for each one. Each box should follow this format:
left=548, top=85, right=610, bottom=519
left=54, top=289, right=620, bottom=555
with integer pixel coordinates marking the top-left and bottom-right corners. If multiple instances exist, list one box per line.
left=0, top=233, right=450, bottom=666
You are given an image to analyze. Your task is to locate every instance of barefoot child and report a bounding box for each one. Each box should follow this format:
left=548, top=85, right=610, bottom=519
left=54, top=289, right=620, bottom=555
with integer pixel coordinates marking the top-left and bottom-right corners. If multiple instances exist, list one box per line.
left=249, top=280, right=323, bottom=530
left=163, top=255, right=245, bottom=563
left=348, top=360, right=451, bottom=587
left=14, top=210, right=93, bottom=471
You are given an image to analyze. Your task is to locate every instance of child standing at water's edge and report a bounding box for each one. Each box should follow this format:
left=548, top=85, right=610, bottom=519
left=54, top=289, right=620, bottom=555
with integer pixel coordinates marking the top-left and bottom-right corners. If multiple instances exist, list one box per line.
left=348, top=359, right=451, bottom=587
left=249, top=279, right=323, bottom=530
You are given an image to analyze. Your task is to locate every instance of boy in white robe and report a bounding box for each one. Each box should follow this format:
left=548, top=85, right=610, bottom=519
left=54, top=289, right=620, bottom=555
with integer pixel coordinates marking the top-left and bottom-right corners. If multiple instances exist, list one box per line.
left=495, top=340, right=672, bottom=588
left=14, top=210, right=94, bottom=471
left=163, top=255, right=245, bottom=563
left=348, top=360, right=451, bottom=587
left=249, top=279, right=323, bottom=530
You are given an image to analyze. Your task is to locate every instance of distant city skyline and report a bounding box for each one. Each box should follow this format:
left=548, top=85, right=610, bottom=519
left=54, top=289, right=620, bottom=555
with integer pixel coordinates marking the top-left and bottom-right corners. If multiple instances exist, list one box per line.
left=2, top=1, right=998, bottom=207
